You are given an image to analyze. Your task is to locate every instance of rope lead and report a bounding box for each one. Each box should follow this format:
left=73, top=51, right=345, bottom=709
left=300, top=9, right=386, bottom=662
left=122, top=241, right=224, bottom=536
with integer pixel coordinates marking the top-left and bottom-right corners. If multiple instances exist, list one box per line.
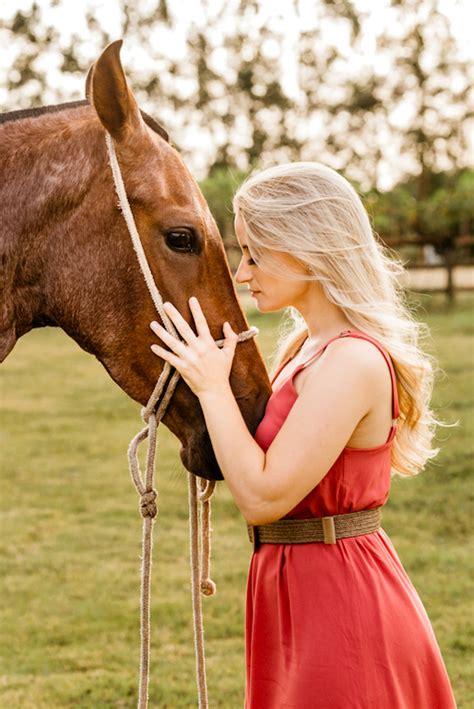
left=106, top=131, right=257, bottom=707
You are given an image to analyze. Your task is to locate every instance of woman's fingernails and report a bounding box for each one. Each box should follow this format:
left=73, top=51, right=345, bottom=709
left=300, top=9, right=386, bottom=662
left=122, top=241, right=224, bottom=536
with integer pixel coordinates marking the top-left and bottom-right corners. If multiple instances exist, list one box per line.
left=150, top=321, right=158, bottom=330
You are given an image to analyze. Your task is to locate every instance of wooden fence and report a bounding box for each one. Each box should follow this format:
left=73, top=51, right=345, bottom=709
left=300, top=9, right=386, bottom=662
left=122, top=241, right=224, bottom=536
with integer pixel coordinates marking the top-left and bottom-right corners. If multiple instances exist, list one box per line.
left=402, top=263, right=474, bottom=302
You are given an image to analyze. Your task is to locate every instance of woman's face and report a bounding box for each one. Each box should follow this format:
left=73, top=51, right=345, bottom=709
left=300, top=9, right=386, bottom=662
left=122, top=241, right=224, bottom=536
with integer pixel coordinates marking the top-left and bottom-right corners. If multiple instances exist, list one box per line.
left=234, top=211, right=310, bottom=313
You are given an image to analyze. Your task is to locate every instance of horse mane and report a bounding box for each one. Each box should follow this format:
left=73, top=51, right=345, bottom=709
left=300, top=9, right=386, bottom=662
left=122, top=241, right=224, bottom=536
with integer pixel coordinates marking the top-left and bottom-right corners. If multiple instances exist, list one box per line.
left=0, top=99, right=170, bottom=142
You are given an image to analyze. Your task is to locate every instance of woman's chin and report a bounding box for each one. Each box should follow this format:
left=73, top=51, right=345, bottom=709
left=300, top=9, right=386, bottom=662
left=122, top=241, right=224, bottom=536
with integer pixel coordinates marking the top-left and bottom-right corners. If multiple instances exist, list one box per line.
left=257, top=299, right=289, bottom=314
left=253, top=294, right=279, bottom=313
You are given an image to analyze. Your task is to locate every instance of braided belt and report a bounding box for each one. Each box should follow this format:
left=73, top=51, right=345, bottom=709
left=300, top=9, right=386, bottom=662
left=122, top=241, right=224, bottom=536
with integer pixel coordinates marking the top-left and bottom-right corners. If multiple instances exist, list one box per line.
left=247, top=507, right=382, bottom=551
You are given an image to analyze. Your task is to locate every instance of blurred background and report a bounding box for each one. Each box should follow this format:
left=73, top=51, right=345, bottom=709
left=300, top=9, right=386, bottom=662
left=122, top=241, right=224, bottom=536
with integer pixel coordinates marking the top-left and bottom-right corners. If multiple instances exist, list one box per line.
left=1, top=0, right=473, bottom=290
left=1, top=1, right=473, bottom=706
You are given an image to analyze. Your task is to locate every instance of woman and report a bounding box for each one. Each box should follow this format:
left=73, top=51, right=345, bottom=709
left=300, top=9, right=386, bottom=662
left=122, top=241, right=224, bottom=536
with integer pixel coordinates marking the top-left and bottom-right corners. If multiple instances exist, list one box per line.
left=150, top=162, right=456, bottom=708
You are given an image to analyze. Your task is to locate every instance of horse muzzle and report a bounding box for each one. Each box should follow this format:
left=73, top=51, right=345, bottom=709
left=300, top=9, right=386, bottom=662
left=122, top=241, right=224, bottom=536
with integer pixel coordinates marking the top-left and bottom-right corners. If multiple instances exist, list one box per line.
left=179, top=435, right=224, bottom=481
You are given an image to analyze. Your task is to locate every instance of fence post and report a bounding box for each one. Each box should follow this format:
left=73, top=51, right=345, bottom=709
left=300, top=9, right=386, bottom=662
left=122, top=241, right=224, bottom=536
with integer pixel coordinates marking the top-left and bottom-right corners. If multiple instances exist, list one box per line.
left=445, top=249, right=455, bottom=304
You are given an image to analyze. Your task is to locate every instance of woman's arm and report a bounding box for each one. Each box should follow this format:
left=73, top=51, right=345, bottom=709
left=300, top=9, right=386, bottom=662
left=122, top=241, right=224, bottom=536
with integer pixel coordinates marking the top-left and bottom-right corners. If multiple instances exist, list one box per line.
left=150, top=298, right=376, bottom=525
left=198, top=338, right=375, bottom=524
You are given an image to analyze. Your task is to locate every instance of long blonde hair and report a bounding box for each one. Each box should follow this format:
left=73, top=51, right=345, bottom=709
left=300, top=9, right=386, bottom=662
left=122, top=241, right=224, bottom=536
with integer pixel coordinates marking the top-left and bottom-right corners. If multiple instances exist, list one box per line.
left=233, top=162, right=449, bottom=477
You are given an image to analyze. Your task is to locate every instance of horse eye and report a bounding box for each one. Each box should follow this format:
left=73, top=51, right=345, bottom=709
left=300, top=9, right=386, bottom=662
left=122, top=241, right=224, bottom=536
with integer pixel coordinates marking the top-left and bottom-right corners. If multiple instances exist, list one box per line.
left=165, top=230, right=195, bottom=253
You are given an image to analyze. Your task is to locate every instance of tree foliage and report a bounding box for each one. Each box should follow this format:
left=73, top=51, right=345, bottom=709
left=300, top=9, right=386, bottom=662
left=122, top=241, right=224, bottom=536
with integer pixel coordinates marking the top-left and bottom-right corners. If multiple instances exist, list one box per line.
left=1, top=0, right=472, bottom=258
left=1, top=0, right=471, bottom=187
left=364, top=168, right=474, bottom=259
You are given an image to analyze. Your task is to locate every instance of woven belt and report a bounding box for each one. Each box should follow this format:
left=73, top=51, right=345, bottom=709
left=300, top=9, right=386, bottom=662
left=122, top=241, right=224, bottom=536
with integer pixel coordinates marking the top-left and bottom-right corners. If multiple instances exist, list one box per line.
left=247, top=507, right=382, bottom=551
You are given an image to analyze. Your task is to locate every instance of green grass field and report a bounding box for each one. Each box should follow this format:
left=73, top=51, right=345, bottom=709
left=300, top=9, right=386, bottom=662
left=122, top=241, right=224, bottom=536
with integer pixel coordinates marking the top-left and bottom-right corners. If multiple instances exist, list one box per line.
left=1, top=293, right=472, bottom=708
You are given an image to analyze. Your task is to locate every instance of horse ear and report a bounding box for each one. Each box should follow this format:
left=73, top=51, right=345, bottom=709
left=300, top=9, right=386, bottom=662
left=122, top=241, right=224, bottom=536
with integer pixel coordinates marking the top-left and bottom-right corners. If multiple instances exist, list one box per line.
left=85, top=62, right=94, bottom=101
left=89, top=39, right=142, bottom=141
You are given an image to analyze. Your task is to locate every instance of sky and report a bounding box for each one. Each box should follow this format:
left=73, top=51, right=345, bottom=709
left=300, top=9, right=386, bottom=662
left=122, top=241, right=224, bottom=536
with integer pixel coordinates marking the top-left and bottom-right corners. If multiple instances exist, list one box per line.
left=2, top=0, right=472, bottom=91
left=0, top=0, right=472, bottom=187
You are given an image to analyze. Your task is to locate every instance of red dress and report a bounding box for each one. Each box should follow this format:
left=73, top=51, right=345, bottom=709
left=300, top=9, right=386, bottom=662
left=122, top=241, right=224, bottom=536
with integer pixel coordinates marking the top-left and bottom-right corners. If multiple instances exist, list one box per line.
left=245, top=330, right=456, bottom=709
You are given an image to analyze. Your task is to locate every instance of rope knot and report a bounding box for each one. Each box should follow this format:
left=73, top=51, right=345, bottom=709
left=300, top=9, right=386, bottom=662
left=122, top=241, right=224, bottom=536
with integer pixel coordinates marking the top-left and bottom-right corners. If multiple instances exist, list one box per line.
left=140, top=489, right=158, bottom=519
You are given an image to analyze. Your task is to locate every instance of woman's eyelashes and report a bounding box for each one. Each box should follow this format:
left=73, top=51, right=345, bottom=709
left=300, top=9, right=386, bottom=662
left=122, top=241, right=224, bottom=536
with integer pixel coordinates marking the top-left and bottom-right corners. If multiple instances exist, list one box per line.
left=239, top=253, right=256, bottom=266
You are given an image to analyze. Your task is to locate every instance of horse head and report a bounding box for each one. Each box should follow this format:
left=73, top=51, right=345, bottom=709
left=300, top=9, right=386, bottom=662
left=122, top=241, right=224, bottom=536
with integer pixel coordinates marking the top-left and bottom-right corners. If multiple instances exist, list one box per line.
left=0, top=40, right=271, bottom=480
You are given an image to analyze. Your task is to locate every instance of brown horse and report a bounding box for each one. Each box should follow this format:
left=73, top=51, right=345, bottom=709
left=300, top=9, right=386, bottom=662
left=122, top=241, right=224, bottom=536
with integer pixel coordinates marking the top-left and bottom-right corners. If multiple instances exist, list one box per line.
left=0, top=40, right=271, bottom=480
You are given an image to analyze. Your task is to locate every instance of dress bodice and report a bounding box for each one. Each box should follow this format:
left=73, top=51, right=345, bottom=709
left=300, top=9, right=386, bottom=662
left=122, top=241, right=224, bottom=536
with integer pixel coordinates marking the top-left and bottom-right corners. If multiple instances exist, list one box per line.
left=254, top=330, right=400, bottom=518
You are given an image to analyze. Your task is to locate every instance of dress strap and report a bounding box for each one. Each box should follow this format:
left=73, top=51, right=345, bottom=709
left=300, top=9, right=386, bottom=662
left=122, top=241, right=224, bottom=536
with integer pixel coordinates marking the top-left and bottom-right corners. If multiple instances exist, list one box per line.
left=293, top=329, right=399, bottom=422
left=335, top=330, right=400, bottom=421
left=271, top=336, right=333, bottom=386
left=272, top=330, right=400, bottom=424
left=271, top=331, right=347, bottom=386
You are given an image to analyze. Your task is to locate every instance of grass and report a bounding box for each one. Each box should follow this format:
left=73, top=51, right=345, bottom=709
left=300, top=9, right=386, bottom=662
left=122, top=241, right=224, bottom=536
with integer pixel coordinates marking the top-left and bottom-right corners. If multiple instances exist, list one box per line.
left=0, top=293, right=472, bottom=707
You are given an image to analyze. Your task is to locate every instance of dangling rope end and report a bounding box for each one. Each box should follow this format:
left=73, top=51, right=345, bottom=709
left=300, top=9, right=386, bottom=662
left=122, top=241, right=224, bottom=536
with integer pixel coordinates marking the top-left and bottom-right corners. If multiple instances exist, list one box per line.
left=197, top=479, right=216, bottom=502
left=238, top=325, right=259, bottom=342
left=200, top=579, right=216, bottom=596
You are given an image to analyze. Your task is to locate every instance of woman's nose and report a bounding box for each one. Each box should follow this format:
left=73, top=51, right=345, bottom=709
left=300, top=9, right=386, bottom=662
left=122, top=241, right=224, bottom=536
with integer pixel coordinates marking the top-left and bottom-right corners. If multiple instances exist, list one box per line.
left=235, top=259, right=251, bottom=284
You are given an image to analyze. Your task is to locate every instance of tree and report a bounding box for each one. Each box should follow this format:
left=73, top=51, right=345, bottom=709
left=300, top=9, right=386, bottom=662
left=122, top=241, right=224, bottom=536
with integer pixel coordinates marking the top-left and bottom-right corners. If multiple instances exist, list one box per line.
left=384, top=0, right=471, bottom=198
left=1, top=0, right=471, bottom=189
left=199, top=167, right=248, bottom=260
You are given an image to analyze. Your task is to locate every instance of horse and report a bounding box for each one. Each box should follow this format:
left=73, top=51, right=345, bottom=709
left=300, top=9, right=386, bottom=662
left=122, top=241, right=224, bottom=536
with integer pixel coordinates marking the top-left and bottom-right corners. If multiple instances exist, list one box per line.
left=0, top=40, right=271, bottom=480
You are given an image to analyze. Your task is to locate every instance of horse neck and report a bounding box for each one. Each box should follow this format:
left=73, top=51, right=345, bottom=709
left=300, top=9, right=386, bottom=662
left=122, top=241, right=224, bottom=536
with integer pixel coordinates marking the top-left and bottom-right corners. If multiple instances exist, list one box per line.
left=0, top=106, right=107, bottom=360
left=0, top=105, right=102, bottom=246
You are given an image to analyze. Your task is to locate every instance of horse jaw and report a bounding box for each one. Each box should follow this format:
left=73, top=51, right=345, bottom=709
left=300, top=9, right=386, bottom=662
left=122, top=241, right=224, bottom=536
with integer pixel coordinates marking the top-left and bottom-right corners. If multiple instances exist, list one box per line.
left=0, top=326, right=16, bottom=362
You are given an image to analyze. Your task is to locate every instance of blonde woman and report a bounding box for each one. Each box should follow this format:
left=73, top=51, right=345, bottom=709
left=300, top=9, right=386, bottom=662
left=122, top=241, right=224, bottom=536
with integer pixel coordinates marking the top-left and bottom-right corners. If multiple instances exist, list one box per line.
left=150, top=162, right=456, bottom=708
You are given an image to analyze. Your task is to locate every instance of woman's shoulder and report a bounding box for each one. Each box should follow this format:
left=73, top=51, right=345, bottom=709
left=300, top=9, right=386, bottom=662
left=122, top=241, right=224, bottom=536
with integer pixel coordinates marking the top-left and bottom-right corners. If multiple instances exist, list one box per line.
left=296, top=333, right=393, bottom=399
left=324, top=333, right=391, bottom=365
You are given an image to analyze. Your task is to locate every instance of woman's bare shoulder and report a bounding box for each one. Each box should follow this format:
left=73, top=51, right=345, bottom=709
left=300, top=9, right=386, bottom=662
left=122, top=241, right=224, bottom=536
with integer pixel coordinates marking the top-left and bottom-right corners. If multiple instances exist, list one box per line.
left=296, top=335, right=392, bottom=399
left=325, top=335, right=390, bottom=369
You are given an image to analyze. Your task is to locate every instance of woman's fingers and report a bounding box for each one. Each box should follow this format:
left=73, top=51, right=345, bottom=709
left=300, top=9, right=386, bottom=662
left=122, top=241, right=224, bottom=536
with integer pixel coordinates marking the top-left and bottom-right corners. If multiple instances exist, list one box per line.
left=150, top=320, right=187, bottom=355
left=150, top=343, right=182, bottom=370
left=149, top=306, right=237, bottom=393
left=189, top=296, right=212, bottom=339
left=151, top=298, right=213, bottom=344
left=222, top=322, right=239, bottom=354
left=162, top=302, right=198, bottom=344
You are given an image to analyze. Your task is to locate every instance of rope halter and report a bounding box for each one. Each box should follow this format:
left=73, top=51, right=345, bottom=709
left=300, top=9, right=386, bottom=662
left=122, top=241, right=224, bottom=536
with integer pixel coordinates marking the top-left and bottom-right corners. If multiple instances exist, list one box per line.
left=105, top=131, right=257, bottom=709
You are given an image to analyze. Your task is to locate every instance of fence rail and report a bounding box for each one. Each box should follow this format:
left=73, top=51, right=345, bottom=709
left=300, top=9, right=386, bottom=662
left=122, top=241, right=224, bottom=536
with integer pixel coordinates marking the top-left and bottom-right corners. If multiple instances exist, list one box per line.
left=401, top=264, right=474, bottom=300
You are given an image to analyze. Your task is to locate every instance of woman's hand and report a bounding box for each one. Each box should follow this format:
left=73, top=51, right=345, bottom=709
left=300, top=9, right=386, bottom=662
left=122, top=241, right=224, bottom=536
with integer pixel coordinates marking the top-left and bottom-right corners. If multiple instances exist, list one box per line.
left=150, top=296, right=238, bottom=397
